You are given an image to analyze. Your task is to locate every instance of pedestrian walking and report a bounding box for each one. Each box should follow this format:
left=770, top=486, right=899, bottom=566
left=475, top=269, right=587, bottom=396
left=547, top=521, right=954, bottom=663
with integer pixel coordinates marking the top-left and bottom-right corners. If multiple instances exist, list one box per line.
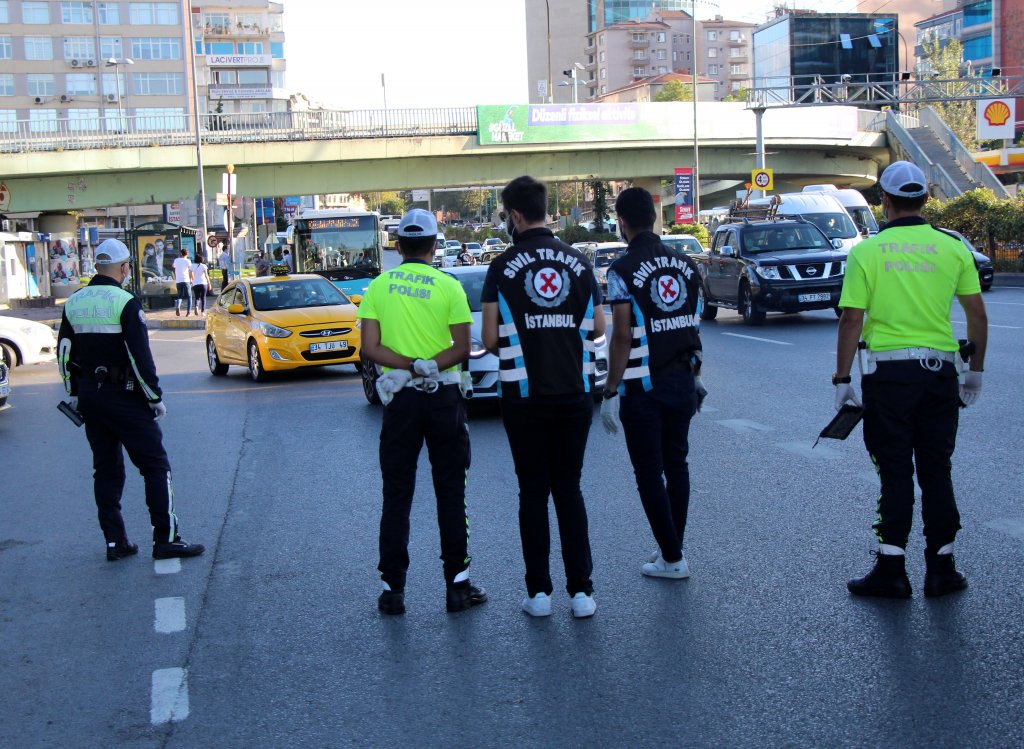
left=835, top=161, right=988, bottom=598
left=217, top=245, right=231, bottom=291
left=599, top=187, right=707, bottom=580
left=282, top=247, right=294, bottom=273
left=254, top=251, right=270, bottom=277
left=57, top=239, right=205, bottom=562
left=481, top=175, right=605, bottom=619
left=191, top=252, right=211, bottom=317
left=172, top=248, right=193, bottom=316
left=357, top=208, right=486, bottom=616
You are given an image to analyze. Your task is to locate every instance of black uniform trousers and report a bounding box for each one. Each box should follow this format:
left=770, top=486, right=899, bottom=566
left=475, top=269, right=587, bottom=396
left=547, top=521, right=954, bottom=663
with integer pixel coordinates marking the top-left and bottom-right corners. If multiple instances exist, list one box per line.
left=78, top=381, right=176, bottom=545
left=862, top=360, right=962, bottom=551
left=619, top=368, right=697, bottom=563
left=378, top=385, right=471, bottom=591
left=501, top=393, right=594, bottom=597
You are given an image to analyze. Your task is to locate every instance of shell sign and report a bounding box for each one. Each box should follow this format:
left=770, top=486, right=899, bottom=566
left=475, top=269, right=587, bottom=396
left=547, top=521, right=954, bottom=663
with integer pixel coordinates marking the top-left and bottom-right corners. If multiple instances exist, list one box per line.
left=977, top=98, right=1016, bottom=140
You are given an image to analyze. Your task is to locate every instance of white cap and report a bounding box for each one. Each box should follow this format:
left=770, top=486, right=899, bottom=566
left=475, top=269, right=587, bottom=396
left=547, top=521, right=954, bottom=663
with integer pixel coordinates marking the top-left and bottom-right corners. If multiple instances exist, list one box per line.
left=880, top=161, right=928, bottom=198
left=94, top=238, right=130, bottom=265
left=397, top=208, right=438, bottom=238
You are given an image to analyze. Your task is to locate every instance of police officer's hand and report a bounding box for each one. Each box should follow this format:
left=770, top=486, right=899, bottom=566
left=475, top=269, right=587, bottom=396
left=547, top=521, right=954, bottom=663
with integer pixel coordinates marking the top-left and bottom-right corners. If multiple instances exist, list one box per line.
left=960, top=371, right=983, bottom=407
left=694, top=376, right=708, bottom=413
left=412, top=359, right=440, bottom=379
left=376, top=369, right=412, bottom=406
left=69, top=396, right=79, bottom=412
left=600, top=393, right=621, bottom=435
left=834, top=383, right=861, bottom=411
left=149, top=401, right=167, bottom=421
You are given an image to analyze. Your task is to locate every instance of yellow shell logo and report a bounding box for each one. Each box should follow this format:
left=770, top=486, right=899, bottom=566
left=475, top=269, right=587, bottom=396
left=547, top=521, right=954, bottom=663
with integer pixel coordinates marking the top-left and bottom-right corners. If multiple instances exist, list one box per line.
left=984, top=100, right=1011, bottom=126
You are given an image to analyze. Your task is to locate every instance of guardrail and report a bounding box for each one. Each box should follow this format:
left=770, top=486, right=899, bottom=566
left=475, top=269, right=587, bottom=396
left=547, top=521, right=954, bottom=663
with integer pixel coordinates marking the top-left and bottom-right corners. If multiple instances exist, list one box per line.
left=884, top=109, right=962, bottom=200
left=0, top=108, right=479, bottom=154
left=919, top=106, right=1010, bottom=197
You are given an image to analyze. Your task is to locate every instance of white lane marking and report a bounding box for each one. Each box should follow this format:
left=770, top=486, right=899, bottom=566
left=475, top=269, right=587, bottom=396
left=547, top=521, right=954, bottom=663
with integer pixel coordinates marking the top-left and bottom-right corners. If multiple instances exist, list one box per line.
left=951, top=319, right=1022, bottom=330
left=716, top=419, right=773, bottom=434
left=721, top=332, right=794, bottom=346
left=154, top=558, right=181, bottom=575
left=698, top=405, right=719, bottom=413
left=151, top=668, right=190, bottom=724
left=985, top=518, right=1024, bottom=541
left=149, top=336, right=205, bottom=343
left=154, top=597, right=186, bottom=634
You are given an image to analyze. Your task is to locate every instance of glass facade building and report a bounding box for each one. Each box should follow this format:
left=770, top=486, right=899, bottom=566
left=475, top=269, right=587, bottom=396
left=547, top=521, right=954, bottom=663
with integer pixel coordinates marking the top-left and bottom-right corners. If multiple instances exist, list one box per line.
left=590, top=1, right=690, bottom=33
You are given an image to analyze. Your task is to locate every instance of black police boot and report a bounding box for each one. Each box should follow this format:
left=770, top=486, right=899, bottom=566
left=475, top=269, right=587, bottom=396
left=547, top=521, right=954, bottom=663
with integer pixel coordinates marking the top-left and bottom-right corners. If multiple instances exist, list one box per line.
left=153, top=537, right=205, bottom=559
left=106, top=541, right=139, bottom=561
left=847, top=552, right=912, bottom=599
left=446, top=581, right=487, bottom=613
left=378, top=588, right=405, bottom=616
left=924, top=550, right=968, bottom=598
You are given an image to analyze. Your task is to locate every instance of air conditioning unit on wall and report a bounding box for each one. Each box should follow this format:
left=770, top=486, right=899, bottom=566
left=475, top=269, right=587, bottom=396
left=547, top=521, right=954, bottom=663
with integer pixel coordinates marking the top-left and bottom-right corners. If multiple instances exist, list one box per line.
left=59, top=94, right=72, bottom=102
left=70, top=59, right=81, bottom=68
left=86, top=59, right=96, bottom=67
left=106, top=93, right=118, bottom=102
left=33, top=96, right=48, bottom=104
left=1, top=220, right=13, bottom=232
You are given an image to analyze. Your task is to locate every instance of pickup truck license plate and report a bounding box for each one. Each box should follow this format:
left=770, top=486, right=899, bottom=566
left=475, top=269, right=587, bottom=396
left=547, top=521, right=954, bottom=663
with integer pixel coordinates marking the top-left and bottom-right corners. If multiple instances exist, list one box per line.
left=798, top=292, right=831, bottom=303
left=0, top=383, right=8, bottom=398
left=310, top=340, right=348, bottom=353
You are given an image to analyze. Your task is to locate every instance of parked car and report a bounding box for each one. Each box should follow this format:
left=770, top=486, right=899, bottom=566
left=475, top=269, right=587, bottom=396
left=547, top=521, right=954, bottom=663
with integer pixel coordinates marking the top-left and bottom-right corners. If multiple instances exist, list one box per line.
left=591, top=242, right=628, bottom=298
left=482, top=238, right=505, bottom=252
left=464, top=242, right=483, bottom=257
left=693, top=219, right=846, bottom=325
left=0, top=316, right=58, bottom=368
left=661, top=235, right=705, bottom=255
left=0, top=361, right=9, bottom=411
left=939, top=229, right=994, bottom=292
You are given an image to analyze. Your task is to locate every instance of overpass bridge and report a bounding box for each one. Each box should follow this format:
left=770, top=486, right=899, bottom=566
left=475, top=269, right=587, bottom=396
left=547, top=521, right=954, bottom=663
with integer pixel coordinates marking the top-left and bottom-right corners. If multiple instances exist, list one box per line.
left=0, top=103, right=890, bottom=213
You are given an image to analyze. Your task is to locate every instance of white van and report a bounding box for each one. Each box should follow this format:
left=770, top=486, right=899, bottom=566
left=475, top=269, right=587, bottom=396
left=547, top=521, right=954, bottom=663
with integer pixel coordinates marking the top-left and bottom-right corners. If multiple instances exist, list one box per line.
left=750, top=192, right=861, bottom=253
left=803, top=185, right=878, bottom=237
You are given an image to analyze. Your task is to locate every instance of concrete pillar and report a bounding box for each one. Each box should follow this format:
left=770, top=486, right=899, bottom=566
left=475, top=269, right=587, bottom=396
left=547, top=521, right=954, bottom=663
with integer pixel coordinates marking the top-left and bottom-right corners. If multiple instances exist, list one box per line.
left=38, top=212, right=80, bottom=299
left=632, top=177, right=664, bottom=234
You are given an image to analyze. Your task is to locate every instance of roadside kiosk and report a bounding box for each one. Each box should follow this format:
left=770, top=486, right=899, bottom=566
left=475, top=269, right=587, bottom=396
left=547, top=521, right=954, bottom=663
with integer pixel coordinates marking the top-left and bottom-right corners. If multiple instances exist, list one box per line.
left=127, top=221, right=201, bottom=307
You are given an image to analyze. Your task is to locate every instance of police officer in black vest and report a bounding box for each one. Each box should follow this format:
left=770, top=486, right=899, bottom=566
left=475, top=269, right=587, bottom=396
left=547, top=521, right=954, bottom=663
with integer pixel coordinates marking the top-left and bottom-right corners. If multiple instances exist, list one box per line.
left=601, top=187, right=707, bottom=580
left=58, top=239, right=205, bottom=562
left=482, top=175, right=606, bottom=619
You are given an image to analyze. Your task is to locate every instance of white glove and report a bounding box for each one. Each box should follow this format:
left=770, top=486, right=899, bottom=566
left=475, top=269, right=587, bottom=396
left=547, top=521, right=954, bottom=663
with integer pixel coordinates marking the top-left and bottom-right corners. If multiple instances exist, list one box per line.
left=459, top=370, right=474, bottom=399
left=600, top=394, right=621, bottom=435
left=149, top=401, right=167, bottom=421
left=412, top=359, right=440, bottom=379
left=960, top=371, right=982, bottom=407
left=834, top=383, right=861, bottom=411
left=69, top=396, right=79, bottom=411
left=694, top=376, right=708, bottom=413
left=376, top=369, right=412, bottom=406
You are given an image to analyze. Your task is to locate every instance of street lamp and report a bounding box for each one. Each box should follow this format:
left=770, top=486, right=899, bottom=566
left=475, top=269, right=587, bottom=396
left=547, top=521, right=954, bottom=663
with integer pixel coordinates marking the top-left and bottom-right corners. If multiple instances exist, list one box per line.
left=560, top=62, right=586, bottom=104
left=104, top=57, right=133, bottom=135
left=544, top=0, right=552, bottom=103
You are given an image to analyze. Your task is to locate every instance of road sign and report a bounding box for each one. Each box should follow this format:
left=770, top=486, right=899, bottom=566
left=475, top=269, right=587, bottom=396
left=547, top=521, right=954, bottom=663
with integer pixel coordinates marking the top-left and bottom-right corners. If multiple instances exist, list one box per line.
left=215, top=192, right=228, bottom=206
left=0, top=182, right=11, bottom=211
left=752, top=168, right=774, bottom=191
left=412, top=189, right=430, bottom=203
left=221, top=173, right=236, bottom=194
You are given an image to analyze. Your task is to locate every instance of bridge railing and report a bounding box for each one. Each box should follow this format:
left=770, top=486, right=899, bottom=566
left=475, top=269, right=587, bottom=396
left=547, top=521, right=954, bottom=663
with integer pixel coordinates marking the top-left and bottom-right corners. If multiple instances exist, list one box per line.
left=883, top=109, right=962, bottom=200
left=918, top=106, right=1009, bottom=197
left=0, top=108, right=480, bottom=154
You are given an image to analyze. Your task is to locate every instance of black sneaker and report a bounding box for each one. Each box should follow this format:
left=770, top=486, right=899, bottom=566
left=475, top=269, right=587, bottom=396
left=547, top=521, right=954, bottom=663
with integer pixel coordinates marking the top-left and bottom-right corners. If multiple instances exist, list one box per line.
left=924, top=551, right=968, bottom=598
left=153, top=538, right=205, bottom=559
left=446, top=582, right=487, bottom=613
left=847, top=552, right=912, bottom=599
left=106, top=541, right=139, bottom=561
left=378, top=589, right=406, bottom=616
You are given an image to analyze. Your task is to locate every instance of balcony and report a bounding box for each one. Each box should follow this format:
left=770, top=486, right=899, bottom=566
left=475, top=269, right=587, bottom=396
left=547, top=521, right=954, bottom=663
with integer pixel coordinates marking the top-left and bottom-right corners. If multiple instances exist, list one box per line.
left=727, top=35, right=747, bottom=46
left=200, top=22, right=272, bottom=38
left=630, top=54, right=649, bottom=64
left=630, top=38, right=650, bottom=49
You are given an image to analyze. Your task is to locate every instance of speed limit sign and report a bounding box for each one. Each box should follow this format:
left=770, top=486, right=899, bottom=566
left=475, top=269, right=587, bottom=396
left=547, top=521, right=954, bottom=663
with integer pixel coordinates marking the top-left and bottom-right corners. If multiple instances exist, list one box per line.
left=752, top=169, right=774, bottom=191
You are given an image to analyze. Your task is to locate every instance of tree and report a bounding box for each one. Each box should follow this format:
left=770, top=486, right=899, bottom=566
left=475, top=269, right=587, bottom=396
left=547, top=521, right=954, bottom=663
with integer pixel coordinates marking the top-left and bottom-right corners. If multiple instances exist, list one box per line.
left=667, top=222, right=709, bottom=245
left=723, top=87, right=748, bottom=103
left=921, top=38, right=977, bottom=151
left=654, top=80, right=693, bottom=102
left=591, top=180, right=611, bottom=233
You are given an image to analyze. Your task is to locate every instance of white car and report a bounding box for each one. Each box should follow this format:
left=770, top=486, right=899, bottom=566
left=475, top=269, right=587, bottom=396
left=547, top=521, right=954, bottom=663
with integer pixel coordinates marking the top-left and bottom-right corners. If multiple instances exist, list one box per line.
left=0, top=316, right=58, bottom=367
left=0, top=361, right=10, bottom=411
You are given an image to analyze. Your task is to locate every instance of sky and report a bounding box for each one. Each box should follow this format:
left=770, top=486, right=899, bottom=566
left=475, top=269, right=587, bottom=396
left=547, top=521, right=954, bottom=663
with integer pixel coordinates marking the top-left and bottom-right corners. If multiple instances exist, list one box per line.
left=285, top=0, right=882, bottom=111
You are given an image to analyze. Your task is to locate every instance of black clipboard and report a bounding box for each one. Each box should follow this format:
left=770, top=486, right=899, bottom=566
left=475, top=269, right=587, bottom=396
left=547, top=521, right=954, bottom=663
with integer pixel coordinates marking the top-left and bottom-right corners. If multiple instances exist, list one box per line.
left=813, top=404, right=863, bottom=448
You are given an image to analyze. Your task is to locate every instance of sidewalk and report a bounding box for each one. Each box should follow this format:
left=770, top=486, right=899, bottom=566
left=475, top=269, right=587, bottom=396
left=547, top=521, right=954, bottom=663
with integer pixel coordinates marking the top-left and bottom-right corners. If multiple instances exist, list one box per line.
left=0, top=299, right=208, bottom=330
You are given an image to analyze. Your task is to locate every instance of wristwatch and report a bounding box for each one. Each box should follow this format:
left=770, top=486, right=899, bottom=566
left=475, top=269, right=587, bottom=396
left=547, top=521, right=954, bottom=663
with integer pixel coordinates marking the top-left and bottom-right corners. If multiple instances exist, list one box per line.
left=831, top=373, right=852, bottom=385
left=602, top=389, right=618, bottom=400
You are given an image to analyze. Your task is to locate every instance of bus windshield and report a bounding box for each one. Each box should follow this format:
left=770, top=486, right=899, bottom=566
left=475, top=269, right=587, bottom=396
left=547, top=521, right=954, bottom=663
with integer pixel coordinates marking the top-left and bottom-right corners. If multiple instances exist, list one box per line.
left=295, top=215, right=381, bottom=271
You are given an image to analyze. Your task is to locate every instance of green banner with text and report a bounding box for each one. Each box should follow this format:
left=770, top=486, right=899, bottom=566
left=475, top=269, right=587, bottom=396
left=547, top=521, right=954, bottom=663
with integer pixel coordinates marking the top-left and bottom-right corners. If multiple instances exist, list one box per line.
left=477, top=103, right=692, bottom=145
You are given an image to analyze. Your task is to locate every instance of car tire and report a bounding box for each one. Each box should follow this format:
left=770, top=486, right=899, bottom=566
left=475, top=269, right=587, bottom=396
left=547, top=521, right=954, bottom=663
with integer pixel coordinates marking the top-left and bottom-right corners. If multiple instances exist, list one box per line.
left=698, top=285, right=718, bottom=320
left=0, top=341, right=18, bottom=368
left=361, top=359, right=381, bottom=405
left=740, top=285, right=765, bottom=326
left=247, top=340, right=268, bottom=383
left=207, top=337, right=228, bottom=376
left=981, top=281, right=992, bottom=292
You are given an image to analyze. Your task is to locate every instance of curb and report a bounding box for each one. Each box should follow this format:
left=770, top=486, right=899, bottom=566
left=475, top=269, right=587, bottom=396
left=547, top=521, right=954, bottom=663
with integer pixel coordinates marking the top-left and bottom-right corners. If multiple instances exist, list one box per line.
left=159, top=320, right=206, bottom=330
left=992, top=273, right=1024, bottom=288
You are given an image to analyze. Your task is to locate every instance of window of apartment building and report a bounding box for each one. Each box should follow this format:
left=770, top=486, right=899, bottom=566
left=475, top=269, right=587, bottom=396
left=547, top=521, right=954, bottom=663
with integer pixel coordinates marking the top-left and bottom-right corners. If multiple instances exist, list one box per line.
left=203, top=12, right=230, bottom=31
left=236, top=13, right=263, bottom=28
left=98, top=3, right=120, bottom=24
left=657, top=49, right=667, bottom=60
left=270, top=42, right=283, bottom=58
left=962, top=35, right=992, bottom=59
left=634, top=66, right=646, bottom=77
left=729, top=30, right=740, bottom=42
left=22, top=2, right=49, bottom=23
left=601, top=85, right=606, bottom=94
left=658, top=66, right=667, bottom=74
left=657, top=32, right=666, bottom=42
left=204, top=41, right=233, bottom=55
left=600, top=68, right=606, bottom=80
left=64, top=37, right=96, bottom=61
left=240, top=100, right=267, bottom=114
left=632, top=33, right=644, bottom=42
left=599, top=51, right=605, bottom=62
left=707, top=31, right=717, bottom=42
left=100, top=37, right=122, bottom=59
left=236, top=42, right=264, bottom=55
left=132, top=72, right=183, bottom=96
left=135, top=107, right=185, bottom=130
left=732, top=81, right=743, bottom=91
left=129, top=3, right=178, bottom=25
left=707, top=47, right=717, bottom=58
left=0, top=110, right=16, bottom=133
left=673, top=51, right=677, bottom=62
left=131, top=37, right=181, bottom=60
left=730, top=47, right=743, bottom=57
left=0, top=74, right=13, bottom=96
left=730, top=64, right=745, bottom=74
left=271, top=71, right=285, bottom=89
left=0, top=2, right=7, bottom=23
left=66, top=73, right=97, bottom=95
left=25, top=36, right=54, bottom=60
left=238, top=70, right=268, bottom=85
left=0, top=36, right=11, bottom=60
left=964, top=1, right=992, bottom=27
left=61, top=2, right=94, bottom=24
left=708, top=64, right=718, bottom=75
left=598, top=33, right=604, bottom=46
left=102, top=72, right=125, bottom=96
left=27, top=74, right=55, bottom=96
left=68, top=108, right=100, bottom=131
left=29, top=110, right=58, bottom=133
left=213, top=70, right=235, bottom=84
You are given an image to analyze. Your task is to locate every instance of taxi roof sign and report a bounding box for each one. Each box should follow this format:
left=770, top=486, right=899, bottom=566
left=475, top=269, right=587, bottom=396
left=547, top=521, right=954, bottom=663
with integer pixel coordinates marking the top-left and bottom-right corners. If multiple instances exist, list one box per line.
left=270, top=263, right=290, bottom=276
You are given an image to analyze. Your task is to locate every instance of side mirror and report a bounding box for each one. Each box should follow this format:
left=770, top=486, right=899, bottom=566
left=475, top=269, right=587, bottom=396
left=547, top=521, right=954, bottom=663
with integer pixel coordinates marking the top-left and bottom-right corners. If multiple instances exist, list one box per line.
left=227, top=303, right=246, bottom=315
left=348, top=294, right=363, bottom=305
left=720, top=245, right=735, bottom=257
left=832, top=238, right=844, bottom=250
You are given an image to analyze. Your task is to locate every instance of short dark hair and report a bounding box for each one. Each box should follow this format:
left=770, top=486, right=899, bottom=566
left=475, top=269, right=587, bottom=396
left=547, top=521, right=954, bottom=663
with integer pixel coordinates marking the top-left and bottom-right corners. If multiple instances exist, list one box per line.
left=180, top=248, right=188, bottom=257
left=397, top=235, right=435, bottom=256
left=615, top=187, right=656, bottom=232
left=884, top=191, right=928, bottom=213
left=501, top=176, right=548, bottom=223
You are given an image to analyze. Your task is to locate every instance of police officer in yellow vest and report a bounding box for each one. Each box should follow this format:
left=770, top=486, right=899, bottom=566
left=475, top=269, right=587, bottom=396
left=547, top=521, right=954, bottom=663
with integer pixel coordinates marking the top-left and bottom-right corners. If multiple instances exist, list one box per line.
left=357, top=209, right=486, bottom=616
left=58, top=239, right=205, bottom=562
left=835, top=161, right=987, bottom=599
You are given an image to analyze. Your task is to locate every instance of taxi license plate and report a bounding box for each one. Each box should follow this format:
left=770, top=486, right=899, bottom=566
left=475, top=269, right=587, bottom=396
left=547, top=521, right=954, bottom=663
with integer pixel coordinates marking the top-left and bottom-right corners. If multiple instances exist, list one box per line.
left=799, top=293, right=831, bottom=303
left=310, top=340, right=348, bottom=353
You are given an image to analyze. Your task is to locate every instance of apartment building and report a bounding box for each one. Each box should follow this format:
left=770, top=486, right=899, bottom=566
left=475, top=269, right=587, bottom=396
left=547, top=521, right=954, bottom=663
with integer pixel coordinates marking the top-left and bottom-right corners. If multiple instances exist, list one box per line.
left=586, top=13, right=696, bottom=100
left=700, top=16, right=755, bottom=99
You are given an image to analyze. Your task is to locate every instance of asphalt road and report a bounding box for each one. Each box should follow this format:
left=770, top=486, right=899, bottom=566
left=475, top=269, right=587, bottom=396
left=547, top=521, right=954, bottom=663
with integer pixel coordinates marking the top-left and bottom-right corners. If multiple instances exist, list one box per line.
left=2, top=290, right=1023, bottom=748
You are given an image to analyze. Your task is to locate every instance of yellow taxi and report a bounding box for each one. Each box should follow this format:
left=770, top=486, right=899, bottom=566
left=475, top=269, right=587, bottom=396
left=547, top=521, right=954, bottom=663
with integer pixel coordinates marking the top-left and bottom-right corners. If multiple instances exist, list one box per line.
left=205, top=272, right=361, bottom=381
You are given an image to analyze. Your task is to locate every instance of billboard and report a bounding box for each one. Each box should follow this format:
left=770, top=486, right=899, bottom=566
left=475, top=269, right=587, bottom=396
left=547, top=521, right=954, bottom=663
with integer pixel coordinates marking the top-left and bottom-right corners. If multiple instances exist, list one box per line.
left=477, top=103, right=692, bottom=146
left=674, top=168, right=694, bottom=224
left=978, top=99, right=1015, bottom=140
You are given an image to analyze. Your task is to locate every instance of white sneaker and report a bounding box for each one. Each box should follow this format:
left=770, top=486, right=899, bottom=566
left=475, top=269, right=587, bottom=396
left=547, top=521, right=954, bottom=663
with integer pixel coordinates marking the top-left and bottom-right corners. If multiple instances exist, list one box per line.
left=521, top=592, right=552, bottom=617
left=642, top=555, right=690, bottom=579
left=570, top=592, right=596, bottom=618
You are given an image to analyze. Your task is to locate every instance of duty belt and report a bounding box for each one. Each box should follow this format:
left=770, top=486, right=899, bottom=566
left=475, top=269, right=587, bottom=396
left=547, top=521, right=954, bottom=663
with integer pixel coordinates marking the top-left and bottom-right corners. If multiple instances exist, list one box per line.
left=404, top=370, right=462, bottom=393
left=869, top=348, right=956, bottom=363
left=78, top=365, right=129, bottom=383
